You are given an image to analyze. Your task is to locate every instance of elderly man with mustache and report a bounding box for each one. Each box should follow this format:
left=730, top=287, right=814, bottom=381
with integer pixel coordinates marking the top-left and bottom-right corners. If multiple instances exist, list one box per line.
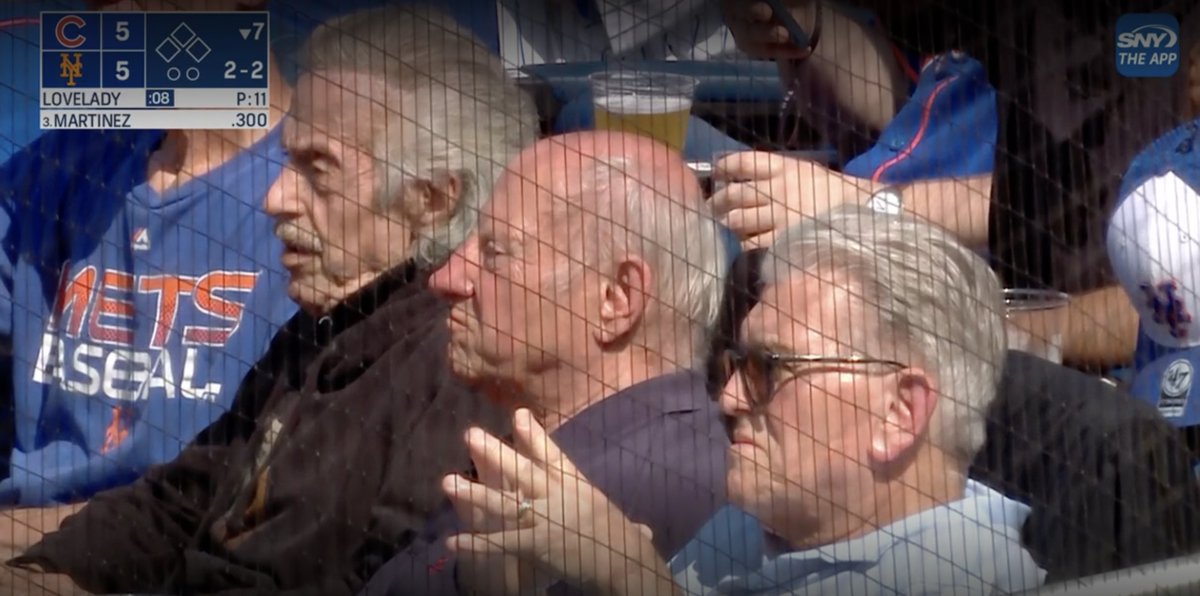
left=7, top=5, right=538, bottom=594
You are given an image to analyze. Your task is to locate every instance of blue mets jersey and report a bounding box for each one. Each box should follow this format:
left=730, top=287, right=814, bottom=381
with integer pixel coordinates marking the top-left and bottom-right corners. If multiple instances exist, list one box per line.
left=0, top=127, right=297, bottom=505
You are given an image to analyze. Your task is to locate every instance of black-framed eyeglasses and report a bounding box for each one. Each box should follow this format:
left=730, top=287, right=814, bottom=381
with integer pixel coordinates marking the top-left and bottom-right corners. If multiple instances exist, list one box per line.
left=719, top=346, right=905, bottom=409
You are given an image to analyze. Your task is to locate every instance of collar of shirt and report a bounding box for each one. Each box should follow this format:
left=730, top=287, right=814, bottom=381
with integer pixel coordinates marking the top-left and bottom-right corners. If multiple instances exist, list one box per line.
left=714, top=480, right=1033, bottom=593
left=551, top=370, right=710, bottom=456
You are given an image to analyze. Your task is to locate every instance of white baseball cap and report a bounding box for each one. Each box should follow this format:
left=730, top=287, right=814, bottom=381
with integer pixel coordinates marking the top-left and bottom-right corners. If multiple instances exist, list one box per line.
left=1108, top=122, right=1200, bottom=425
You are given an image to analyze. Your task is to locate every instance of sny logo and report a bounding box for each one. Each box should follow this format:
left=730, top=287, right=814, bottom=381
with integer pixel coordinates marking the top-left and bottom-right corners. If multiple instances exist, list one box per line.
left=1141, top=279, right=1193, bottom=340
left=59, top=53, right=83, bottom=87
left=1116, top=13, right=1181, bottom=77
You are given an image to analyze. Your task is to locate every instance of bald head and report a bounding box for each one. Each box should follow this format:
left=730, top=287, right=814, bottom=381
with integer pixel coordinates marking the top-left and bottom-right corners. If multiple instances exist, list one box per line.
left=430, top=131, right=728, bottom=400
left=511, top=131, right=705, bottom=213
left=494, top=131, right=726, bottom=338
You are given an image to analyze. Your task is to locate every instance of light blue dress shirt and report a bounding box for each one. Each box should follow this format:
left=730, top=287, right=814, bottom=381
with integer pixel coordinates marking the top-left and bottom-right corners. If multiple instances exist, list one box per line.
left=669, top=480, right=1047, bottom=595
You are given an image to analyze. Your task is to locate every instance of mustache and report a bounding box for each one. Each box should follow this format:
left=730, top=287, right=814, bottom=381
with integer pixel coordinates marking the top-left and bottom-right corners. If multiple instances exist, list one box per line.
left=274, top=221, right=323, bottom=253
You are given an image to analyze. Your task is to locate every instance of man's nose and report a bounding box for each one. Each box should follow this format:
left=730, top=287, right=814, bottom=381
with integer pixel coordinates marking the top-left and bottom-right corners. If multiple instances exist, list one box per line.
left=429, top=236, right=480, bottom=300
left=719, top=372, right=753, bottom=417
left=264, top=166, right=304, bottom=219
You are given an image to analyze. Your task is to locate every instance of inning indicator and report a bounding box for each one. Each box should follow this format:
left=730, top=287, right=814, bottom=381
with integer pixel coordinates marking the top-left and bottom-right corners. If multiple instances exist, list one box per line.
left=40, top=11, right=271, bottom=130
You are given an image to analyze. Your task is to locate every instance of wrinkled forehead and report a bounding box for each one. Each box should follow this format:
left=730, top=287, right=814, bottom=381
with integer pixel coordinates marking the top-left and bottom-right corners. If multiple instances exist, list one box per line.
left=284, top=70, right=385, bottom=150
left=482, top=157, right=579, bottom=239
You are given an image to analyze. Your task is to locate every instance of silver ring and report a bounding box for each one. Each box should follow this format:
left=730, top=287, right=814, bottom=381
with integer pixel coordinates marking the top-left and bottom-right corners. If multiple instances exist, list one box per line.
left=516, top=498, right=534, bottom=520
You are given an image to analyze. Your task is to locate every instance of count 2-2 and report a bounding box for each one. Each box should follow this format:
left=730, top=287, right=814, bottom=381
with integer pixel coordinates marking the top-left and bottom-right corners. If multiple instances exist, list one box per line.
left=225, top=60, right=264, bottom=80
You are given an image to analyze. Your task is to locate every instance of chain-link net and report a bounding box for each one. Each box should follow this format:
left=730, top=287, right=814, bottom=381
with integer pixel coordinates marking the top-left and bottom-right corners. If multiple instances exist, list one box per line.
left=3, top=1, right=1200, bottom=594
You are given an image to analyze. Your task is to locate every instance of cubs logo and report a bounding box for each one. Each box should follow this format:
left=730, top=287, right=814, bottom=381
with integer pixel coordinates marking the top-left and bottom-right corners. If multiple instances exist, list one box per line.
left=54, top=15, right=86, bottom=49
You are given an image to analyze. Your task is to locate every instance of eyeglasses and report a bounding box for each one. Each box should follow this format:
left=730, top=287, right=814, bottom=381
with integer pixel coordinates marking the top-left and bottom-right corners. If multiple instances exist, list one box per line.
left=719, top=346, right=905, bottom=409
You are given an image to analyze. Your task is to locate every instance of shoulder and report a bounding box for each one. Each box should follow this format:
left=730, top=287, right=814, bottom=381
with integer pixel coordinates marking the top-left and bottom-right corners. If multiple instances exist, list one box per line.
left=871, top=485, right=1046, bottom=593
left=3, top=130, right=160, bottom=204
left=669, top=506, right=764, bottom=594
left=602, top=373, right=729, bottom=467
left=996, top=350, right=1165, bottom=429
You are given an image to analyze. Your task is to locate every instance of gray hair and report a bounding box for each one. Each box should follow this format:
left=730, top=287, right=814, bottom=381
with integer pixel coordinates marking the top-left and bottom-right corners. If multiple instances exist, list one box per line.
left=551, top=156, right=728, bottom=352
left=764, top=204, right=1006, bottom=462
left=301, top=5, right=539, bottom=267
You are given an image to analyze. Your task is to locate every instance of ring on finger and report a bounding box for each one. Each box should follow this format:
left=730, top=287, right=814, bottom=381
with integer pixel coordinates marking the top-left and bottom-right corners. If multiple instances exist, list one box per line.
left=516, top=498, right=534, bottom=521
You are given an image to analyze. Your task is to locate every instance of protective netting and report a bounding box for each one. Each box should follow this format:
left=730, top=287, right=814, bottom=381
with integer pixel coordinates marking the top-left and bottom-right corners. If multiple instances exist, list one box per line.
left=3, top=1, right=1200, bottom=595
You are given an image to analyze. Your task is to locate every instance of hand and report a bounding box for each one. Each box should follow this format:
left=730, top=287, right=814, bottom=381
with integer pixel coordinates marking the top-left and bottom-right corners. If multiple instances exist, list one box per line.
left=445, top=425, right=543, bottom=596
left=445, top=409, right=669, bottom=595
left=711, top=151, right=876, bottom=248
left=722, top=0, right=818, bottom=60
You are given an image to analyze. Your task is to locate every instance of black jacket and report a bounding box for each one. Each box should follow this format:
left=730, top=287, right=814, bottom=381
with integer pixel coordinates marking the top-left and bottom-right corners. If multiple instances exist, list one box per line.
left=10, top=263, right=508, bottom=595
left=971, top=350, right=1200, bottom=582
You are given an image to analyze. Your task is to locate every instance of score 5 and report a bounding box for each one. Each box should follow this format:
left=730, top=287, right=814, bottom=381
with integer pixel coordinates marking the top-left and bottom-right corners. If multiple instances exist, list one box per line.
left=102, top=17, right=144, bottom=50
left=224, top=60, right=265, bottom=81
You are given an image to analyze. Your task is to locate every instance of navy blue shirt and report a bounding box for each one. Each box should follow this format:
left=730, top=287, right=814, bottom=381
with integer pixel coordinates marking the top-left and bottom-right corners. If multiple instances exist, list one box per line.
left=359, top=370, right=729, bottom=595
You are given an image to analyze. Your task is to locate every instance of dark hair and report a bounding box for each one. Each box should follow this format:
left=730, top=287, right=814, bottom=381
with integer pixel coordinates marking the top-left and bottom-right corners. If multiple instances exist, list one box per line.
left=703, top=248, right=767, bottom=397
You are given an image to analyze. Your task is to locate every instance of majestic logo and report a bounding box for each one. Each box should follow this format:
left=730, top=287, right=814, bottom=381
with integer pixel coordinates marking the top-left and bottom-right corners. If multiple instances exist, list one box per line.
left=132, top=228, right=150, bottom=251
left=32, top=264, right=260, bottom=403
left=58, top=53, right=83, bottom=87
left=1140, top=279, right=1193, bottom=340
left=54, top=15, right=86, bottom=49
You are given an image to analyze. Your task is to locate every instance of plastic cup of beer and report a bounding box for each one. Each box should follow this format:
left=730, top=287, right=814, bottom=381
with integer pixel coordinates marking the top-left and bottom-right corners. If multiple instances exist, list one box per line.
left=1003, top=289, right=1070, bottom=364
left=589, top=70, right=697, bottom=152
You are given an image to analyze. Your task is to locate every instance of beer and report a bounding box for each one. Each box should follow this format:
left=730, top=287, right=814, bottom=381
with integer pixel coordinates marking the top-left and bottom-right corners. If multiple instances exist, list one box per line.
left=593, top=95, right=693, bottom=152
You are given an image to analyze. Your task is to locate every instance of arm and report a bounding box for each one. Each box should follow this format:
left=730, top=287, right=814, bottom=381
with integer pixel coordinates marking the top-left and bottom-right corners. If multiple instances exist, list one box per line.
left=722, top=0, right=906, bottom=137
left=885, top=174, right=992, bottom=249
left=6, top=318, right=279, bottom=593
left=8, top=434, right=237, bottom=593
left=1007, top=285, right=1138, bottom=371
left=905, top=174, right=1137, bottom=368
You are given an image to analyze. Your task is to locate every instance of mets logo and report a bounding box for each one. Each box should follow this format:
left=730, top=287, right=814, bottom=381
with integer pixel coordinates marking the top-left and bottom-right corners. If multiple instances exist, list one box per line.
left=1141, top=279, right=1193, bottom=340
left=54, top=14, right=86, bottom=49
left=59, top=53, right=83, bottom=87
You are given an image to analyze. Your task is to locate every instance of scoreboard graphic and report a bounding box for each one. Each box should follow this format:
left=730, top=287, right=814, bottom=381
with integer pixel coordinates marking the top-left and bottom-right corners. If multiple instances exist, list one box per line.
left=40, top=11, right=270, bottom=130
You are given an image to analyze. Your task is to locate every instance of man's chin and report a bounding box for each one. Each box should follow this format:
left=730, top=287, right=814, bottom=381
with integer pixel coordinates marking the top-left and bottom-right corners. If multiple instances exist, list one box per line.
left=287, top=281, right=333, bottom=315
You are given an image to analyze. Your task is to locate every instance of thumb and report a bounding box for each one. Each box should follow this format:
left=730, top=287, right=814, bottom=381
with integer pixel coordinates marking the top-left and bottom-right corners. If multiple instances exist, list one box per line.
left=745, top=231, right=777, bottom=250
left=713, top=151, right=786, bottom=182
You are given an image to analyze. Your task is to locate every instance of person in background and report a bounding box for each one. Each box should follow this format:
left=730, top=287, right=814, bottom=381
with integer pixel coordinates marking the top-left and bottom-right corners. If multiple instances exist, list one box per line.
left=501, top=0, right=754, bottom=162
left=361, top=130, right=730, bottom=595
left=717, top=0, right=1200, bottom=372
left=1111, top=119, right=1200, bottom=446
left=444, top=204, right=1046, bottom=595
left=0, top=0, right=297, bottom=577
left=6, top=5, right=536, bottom=594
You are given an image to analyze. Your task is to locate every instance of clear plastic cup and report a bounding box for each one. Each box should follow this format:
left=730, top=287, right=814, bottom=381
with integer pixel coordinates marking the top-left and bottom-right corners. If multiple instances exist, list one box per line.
left=1003, top=288, right=1071, bottom=364
left=590, top=70, right=697, bottom=152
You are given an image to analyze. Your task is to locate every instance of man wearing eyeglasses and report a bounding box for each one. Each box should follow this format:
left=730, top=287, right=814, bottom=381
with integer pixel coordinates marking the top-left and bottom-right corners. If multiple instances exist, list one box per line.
left=442, top=204, right=1047, bottom=595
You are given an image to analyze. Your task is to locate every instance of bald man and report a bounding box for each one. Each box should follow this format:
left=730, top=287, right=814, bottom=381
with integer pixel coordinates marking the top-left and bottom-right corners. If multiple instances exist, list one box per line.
left=360, top=131, right=732, bottom=595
